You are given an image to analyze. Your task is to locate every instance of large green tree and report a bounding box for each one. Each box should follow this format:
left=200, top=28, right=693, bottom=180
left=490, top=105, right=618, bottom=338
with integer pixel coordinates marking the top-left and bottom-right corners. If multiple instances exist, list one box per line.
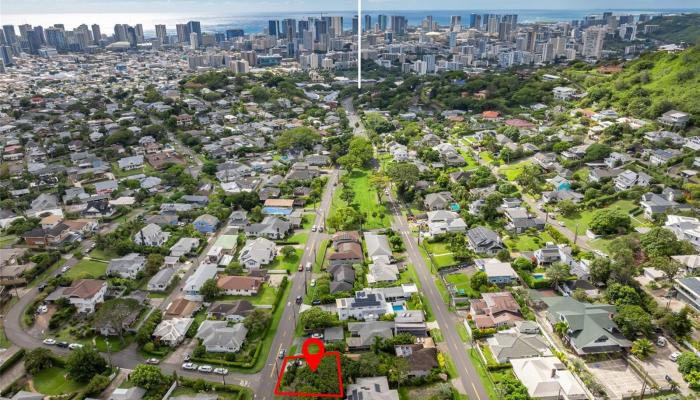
left=589, top=208, right=631, bottom=235
left=66, top=347, right=107, bottom=383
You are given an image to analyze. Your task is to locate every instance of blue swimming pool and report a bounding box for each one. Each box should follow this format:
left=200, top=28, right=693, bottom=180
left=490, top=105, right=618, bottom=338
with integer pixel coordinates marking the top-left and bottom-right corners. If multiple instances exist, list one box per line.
left=532, top=273, right=546, bottom=281
left=262, top=207, right=293, bottom=216
left=392, top=304, right=406, bottom=312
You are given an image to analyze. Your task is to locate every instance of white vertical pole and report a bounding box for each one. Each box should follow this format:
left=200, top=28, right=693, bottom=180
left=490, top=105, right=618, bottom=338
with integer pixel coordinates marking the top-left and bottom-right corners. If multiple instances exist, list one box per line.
left=357, top=0, right=361, bottom=89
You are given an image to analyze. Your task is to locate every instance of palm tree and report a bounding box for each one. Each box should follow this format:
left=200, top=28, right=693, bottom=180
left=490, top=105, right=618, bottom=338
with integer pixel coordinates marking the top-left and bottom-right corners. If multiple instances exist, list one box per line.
left=553, top=321, right=569, bottom=338
left=631, top=338, right=656, bottom=360
left=546, top=262, right=571, bottom=289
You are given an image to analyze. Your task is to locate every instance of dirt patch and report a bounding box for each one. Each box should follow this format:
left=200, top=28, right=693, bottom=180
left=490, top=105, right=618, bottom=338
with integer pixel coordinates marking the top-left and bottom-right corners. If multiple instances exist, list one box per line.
left=28, top=304, right=57, bottom=337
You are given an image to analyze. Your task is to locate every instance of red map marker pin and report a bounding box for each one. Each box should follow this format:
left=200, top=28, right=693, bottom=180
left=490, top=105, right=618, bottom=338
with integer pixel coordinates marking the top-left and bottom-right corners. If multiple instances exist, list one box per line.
left=301, top=338, right=326, bottom=372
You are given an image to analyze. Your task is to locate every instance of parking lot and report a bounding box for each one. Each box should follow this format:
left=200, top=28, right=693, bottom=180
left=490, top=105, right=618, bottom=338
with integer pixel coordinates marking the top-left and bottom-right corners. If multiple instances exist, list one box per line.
left=633, top=342, right=690, bottom=395
left=587, top=358, right=645, bottom=400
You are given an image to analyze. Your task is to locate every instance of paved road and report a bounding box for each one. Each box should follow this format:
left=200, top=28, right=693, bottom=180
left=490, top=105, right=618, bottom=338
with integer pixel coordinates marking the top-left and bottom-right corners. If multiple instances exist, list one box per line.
left=256, top=169, right=339, bottom=400
left=343, top=101, right=488, bottom=400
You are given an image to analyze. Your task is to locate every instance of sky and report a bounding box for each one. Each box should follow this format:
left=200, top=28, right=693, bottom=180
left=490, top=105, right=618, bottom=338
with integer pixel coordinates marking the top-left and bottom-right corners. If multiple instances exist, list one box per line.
left=2, top=0, right=699, bottom=14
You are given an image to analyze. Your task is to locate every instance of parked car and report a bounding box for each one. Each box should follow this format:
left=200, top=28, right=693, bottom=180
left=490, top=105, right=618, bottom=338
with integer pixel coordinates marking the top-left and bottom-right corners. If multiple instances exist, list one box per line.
left=310, top=279, right=316, bottom=287
left=311, top=333, right=324, bottom=340
left=197, top=365, right=213, bottom=373
left=36, top=305, right=48, bottom=314
left=68, top=343, right=83, bottom=350
left=37, top=283, right=47, bottom=292
left=56, top=341, right=69, bottom=348
left=306, top=262, right=312, bottom=271
left=145, top=358, right=160, bottom=365
left=298, top=264, right=304, bottom=272
left=42, top=338, right=56, bottom=345
left=184, top=353, right=191, bottom=361
left=213, top=368, right=229, bottom=375
left=670, top=352, right=682, bottom=362
left=311, top=225, right=317, bottom=232
left=657, top=336, right=668, bottom=347
left=295, top=296, right=302, bottom=305
left=182, top=362, right=198, bottom=370
left=278, top=349, right=286, bottom=359
left=311, top=299, right=321, bottom=306
left=318, top=226, right=324, bottom=232
left=60, top=266, right=70, bottom=273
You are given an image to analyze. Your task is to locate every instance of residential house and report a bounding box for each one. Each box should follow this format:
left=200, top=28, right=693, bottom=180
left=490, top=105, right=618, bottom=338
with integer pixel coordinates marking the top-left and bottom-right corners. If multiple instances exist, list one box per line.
left=345, top=377, right=399, bottom=400
left=329, top=231, right=363, bottom=267
left=604, top=152, right=631, bottom=168
left=207, top=300, right=254, bottom=322
left=541, top=296, right=631, bottom=355
left=469, top=292, right=523, bottom=329
left=82, top=198, right=115, bottom=218
left=640, top=192, right=687, bottom=219
left=107, top=253, right=146, bottom=279
left=165, top=298, right=202, bottom=319
left=169, top=237, right=200, bottom=257
left=649, top=148, right=681, bottom=166
left=674, top=277, right=700, bottom=312
left=423, top=192, right=454, bottom=211
left=153, top=317, right=193, bottom=346
left=503, top=207, right=545, bottom=233
left=147, top=267, right=176, bottom=292
left=192, top=214, right=219, bottom=234
left=134, top=223, right=170, bottom=247
left=475, top=258, right=518, bottom=285
left=51, top=279, right=107, bottom=313
left=466, top=227, right=505, bottom=256
left=328, top=264, right=356, bottom=294
left=487, top=331, right=551, bottom=363
left=217, top=275, right=263, bottom=296
left=658, top=110, right=689, bottom=129
left=511, top=357, right=587, bottom=400
left=426, top=210, right=467, bottom=236
left=552, top=86, right=577, bottom=100
left=228, top=211, right=248, bottom=229
left=589, top=167, right=622, bottom=183
left=244, top=216, right=290, bottom=240
left=666, top=215, right=700, bottom=250
left=183, top=263, right=218, bottom=301
left=395, top=344, right=439, bottom=377
left=117, top=155, right=144, bottom=170
left=196, top=320, right=248, bottom=353
left=614, top=170, right=652, bottom=191
left=336, top=290, right=390, bottom=321
left=347, top=321, right=395, bottom=350
left=238, top=238, right=276, bottom=269
left=394, top=310, right=428, bottom=336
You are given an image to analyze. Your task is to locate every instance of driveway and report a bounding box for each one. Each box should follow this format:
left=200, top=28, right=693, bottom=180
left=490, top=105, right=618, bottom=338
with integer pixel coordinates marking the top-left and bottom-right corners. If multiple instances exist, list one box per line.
left=632, top=342, right=690, bottom=395
left=587, top=358, right=644, bottom=400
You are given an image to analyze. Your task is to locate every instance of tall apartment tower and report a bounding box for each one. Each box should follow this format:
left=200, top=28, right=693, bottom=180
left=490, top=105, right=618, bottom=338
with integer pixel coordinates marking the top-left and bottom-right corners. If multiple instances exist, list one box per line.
left=91, top=24, right=101, bottom=45
left=155, top=25, right=168, bottom=44
left=582, top=27, right=605, bottom=59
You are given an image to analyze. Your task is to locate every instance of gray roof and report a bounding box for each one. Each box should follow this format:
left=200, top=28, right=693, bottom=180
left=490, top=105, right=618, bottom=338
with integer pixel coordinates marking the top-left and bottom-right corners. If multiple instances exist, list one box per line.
left=364, top=232, right=392, bottom=259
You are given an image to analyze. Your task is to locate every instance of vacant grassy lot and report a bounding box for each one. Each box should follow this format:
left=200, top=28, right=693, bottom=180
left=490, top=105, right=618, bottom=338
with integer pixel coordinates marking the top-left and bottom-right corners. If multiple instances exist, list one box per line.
left=331, top=169, right=391, bottom=230
left=505, top=231, right=555, bottom=252
left=445, top=272, right=480, bottom=298
left=425, top=241, right=457, bottom=268
left=559, top=199, right=638, bottom=234
left=268, top=249, right=303, bottom=273
left=32, top=367, right=82, bottom=395
left=499, top=161, right=531, bottom=181
left=65, top=259, right=107, bottom=279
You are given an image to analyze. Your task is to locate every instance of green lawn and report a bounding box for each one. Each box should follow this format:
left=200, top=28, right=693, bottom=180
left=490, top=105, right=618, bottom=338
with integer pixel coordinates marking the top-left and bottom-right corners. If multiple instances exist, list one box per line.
left=286, top=232, right=309, bottom=245
left=0, top=235, right=17, bottom=247
left=505, top=231, right=555, bottom=252
left=445, top=273, right=480, bottom=298
left=468, top=349, right=499, bottom=400
left=221, top=283, right=277, bottom=306
left=435, top=278, right=450, bottom=305
left=65, top=259, right=107, bottom=279
left=499, top=161, right=531, bottom=181
left=88, top=248, right=118, bottom=261
left=558, top=200, right=639, bottom=234
left=425, top=241, right=457, bottom=268
left=268, top=249, right=303, bottom=273
left=32, top=367, right=82, bottom=395
left=456, top=322, right=470, bottom=343
left=479, top=151, right=501, bottom=165
left=330, top=169, right=391, bottom=230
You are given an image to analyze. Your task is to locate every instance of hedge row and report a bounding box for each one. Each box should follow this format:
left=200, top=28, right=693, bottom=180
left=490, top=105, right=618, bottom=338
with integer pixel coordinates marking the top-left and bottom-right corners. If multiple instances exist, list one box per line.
left=0, top=349, right=25, bottom=374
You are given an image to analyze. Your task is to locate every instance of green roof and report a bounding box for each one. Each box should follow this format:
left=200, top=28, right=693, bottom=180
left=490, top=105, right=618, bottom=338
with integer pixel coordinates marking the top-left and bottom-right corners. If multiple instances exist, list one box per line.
left=214, top=234, right=238, bottom=250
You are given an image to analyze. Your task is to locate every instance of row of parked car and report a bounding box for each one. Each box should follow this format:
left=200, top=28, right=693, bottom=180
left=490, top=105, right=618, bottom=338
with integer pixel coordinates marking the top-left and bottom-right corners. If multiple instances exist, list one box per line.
left=42, top=338, right=83, bottom=350
left=181, top=362, right=228, bottom=375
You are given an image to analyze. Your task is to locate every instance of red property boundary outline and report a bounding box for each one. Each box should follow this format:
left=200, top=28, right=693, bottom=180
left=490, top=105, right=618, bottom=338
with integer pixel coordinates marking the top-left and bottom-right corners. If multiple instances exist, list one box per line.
left=273, top=351, right=344, bottom=398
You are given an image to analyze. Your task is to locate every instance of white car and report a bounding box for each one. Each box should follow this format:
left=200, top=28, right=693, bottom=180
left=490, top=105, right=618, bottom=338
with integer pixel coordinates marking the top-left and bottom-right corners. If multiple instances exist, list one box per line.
left=42, top=338, right=56, bottom=345
left=213, top=368, right=229, bottom=375
left=670, top=352, right=682, bottom=362
left=310, top=279, right=316, bottom=287
left=68, top=343, right=83, bottom=350
left=311, top=225, right=317, bottom=232
left=37, top=305, right=48, bottom=314
left=61, top=266, right=70, bottom=273
left=145, top=358, right=160, bottom=365
left=311, top=333, right=324, bottom=340
left=197, top=365, right=213, bottom=373
left=182, top=362, right=198, bottom=370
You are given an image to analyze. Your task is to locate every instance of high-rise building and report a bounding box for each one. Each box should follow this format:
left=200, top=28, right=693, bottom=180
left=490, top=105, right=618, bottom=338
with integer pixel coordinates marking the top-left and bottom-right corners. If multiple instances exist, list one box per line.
left=378, top=15, right=388, bottom=31
left=330, top=16, right=343, bottom=37
left=268, top=20, right=279, bottom=37
left=135, top=24, right=145, bottom=43
left=423, top=54, right=435, bottom=73
left=91, top=24, right=101, bottom=45
left=473, top=15, right=482, bottom=30
left=33, top=26, right=45, bottom=45
left=298, top=20, right=309, bottom=35
left=2, top=25, right=17, bottom=45
left=25, top=30, right=41, bottom=54
left=0, top=45, right=14, bottom=65
left=281, top=18, right=296, bottom=39
left=449, top=31, right=457, bottom=48
left=314, top=19, right=328, bottom=41
left=187, top=21, right=201, bottom=44
left=352, top=16, right=359, bottom=35
left=190, top=32, right=199, bottom=49
left=18, top=24, right=32, bottom=41
left=364, top=15, right=371, bottom=32
left=155, top=25, right=168, bottom=44
left=226, top=29, right=244, bottom=39
left=45, top=26, right=66, bottom=50
left=113, top=24, right=127, bottom=41
left=450, top=16, right=462, bottom=31
left=176, top=24, right=189, bottom=44
left=469, top=13, right=478, bottom=28
left=390, top=16, right=407, bottom=35
left=582, top=26, right=605, bottom=59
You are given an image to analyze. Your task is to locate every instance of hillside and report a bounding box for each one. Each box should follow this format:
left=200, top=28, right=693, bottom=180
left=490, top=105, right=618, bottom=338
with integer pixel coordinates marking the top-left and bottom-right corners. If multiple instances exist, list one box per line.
left=572, top=44, right=700, bottom=126
left=639, top=14, right=700, bottom=44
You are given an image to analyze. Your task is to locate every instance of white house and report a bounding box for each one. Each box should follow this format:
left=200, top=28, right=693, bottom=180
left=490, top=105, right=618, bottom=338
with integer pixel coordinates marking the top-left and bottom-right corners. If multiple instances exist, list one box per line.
left=511, top=357, right=587, bottom=400
left=58, top=279, right=107, bottom=313
left=196, top=320, right=248, bottom=353
left=134, top=223, right=170, bottom=247
left=183, top=263, right=218, bottom=301
left=238, top=238, right=276, bottom=269
left=153, top=318, right=193, bottom=347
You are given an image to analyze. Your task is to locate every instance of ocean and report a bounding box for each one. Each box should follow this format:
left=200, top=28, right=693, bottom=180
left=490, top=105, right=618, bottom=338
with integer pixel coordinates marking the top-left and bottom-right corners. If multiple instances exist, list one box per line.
left=1, top=9, right=698, bottom=35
